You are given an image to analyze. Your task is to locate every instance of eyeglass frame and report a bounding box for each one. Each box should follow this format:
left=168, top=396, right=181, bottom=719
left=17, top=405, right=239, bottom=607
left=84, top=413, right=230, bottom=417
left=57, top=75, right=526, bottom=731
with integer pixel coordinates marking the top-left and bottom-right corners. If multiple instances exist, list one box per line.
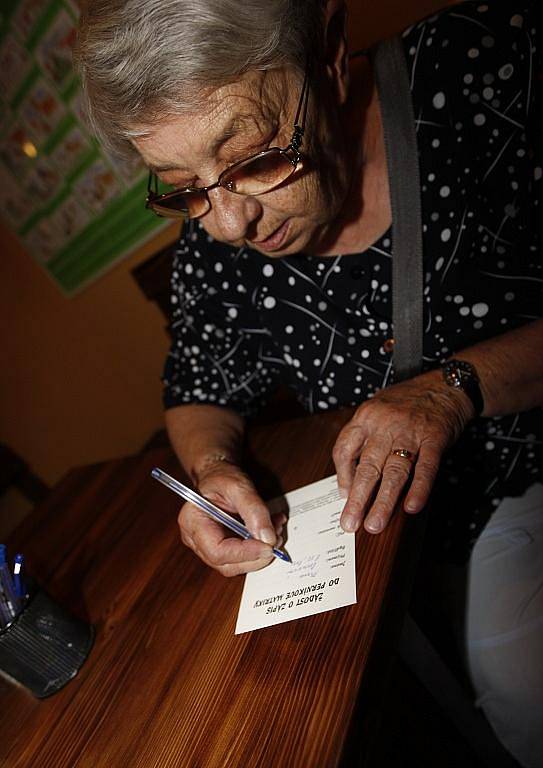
left=145, top=62, right=311, bottom=218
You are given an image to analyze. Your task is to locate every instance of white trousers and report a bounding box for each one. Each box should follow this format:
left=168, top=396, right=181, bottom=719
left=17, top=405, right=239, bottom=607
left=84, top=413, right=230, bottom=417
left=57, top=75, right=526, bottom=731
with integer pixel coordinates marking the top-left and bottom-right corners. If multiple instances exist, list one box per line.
left=465, top=482, right=543, bottom=768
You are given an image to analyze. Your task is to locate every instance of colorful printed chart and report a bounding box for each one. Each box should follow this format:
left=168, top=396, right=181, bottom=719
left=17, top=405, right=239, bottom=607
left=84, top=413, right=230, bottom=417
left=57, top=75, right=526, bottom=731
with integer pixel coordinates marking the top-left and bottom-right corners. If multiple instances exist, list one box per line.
left=0, top=0, right=168, bottom=295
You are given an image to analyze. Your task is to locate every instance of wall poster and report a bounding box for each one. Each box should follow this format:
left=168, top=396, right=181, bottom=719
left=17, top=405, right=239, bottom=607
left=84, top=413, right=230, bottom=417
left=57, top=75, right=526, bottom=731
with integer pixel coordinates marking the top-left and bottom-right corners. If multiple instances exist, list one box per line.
left=0, top=0, right=169, bottom=295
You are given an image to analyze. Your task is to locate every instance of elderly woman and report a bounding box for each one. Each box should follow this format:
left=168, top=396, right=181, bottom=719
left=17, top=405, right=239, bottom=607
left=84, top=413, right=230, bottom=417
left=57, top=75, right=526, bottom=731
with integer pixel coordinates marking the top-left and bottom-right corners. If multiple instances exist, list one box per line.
left=78, top=0, right=542, bottom=764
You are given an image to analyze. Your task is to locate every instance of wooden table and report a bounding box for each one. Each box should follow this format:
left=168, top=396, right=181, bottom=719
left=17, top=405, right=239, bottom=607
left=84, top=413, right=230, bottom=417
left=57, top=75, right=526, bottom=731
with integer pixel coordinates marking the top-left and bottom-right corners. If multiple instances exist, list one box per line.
left=0, top=409, right=424, bottom=768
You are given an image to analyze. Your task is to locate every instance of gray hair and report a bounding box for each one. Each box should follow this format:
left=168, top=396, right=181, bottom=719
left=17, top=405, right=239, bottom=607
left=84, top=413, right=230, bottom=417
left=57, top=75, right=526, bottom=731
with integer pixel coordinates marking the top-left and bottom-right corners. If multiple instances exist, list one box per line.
left=76, top=0, right=325, bottom=159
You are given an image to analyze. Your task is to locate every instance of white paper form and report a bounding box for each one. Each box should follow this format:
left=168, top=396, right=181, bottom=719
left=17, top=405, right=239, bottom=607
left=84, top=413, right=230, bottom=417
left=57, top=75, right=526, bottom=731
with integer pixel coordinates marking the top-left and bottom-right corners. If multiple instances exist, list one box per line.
left=235, top=475, right=356, bottom=634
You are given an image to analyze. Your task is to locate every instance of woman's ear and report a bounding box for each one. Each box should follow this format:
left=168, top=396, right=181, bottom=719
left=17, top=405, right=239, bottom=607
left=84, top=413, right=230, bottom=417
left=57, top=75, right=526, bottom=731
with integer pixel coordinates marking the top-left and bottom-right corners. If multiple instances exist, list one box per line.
left=322, top=0, right=349, bottom=105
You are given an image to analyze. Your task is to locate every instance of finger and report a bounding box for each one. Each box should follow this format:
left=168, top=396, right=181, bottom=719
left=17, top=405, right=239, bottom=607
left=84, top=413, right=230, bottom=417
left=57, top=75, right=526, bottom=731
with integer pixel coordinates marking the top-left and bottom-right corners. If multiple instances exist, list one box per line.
left=182, top=530, right=196, bottom=551
left=404, top=440, right=442, bottom=513
left=216, top=538, right=284, bottom=577
left=340, top=438, right=391, bottom=532
left=198, top=525, right=274, bottom=569
left=333, top=424, right=367, bottom=497
left=271, top=512, right=286, bottom=536
left=210, top=480, right=277, bottom=546
left=364, top=452, right=414, bottom=534
left=180, top=504, right=274, bottom=568
left=218, top=554, right=275, bottom=578
left=178, top=505, right=197, bottom=550
left=197, top=529, right=282, bottom=575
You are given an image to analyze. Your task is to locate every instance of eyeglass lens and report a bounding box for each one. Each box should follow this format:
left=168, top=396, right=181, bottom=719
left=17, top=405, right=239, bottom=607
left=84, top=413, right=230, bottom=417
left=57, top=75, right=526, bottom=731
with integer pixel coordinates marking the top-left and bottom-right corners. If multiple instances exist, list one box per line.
left=151, top=191, right=208, bottom=219
left=149, top=149, right=298, bottom=219
left=220, top=148, right=296, bottom=195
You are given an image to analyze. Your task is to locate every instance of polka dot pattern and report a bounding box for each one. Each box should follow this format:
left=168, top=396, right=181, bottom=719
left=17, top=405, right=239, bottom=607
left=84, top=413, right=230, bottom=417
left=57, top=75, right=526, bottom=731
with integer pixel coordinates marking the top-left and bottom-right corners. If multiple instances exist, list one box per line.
left=164, top=1, right=542, bottom=563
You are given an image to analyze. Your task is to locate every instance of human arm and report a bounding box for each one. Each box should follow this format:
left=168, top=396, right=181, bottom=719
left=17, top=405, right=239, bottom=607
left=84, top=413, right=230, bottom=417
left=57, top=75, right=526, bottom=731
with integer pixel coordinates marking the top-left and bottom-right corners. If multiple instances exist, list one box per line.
left=335, top=320, right=543, bottom=535
left=165, top=404, right=283, bottom=576
left=334, top=1, right=542, bottom=536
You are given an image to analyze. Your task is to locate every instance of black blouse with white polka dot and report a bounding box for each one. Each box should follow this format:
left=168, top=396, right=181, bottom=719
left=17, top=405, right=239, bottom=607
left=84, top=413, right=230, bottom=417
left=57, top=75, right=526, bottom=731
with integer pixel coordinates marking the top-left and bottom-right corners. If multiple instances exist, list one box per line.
left=163, top=0, right=542, bottom=563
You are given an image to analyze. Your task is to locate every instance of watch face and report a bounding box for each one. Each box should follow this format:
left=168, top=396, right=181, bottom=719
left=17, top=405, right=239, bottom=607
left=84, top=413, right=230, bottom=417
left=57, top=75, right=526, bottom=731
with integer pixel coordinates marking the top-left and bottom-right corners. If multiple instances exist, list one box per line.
left=444, top=359, right=478, bottom=384
left=442, top=359, right=483, bottom=415
left=444, top=366, right=463, bottom=387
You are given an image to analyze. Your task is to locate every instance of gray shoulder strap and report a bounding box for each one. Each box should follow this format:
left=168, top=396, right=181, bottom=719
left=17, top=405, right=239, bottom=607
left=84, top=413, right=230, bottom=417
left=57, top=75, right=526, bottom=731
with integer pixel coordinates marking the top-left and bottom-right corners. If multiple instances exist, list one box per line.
left=372, top=37, right=423, bottom=381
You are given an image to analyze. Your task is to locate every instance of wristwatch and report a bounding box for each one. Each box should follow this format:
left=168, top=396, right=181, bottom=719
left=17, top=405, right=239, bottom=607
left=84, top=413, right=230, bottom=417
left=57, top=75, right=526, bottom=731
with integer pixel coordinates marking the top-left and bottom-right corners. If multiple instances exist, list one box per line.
left=441, top=359, right=484, bottom=416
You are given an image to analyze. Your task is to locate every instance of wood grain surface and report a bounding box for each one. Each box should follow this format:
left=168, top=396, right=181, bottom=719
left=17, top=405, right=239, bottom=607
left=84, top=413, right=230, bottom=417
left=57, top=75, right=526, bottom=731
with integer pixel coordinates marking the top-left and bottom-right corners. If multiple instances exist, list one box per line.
left=0, top=409, right=423, bottom=768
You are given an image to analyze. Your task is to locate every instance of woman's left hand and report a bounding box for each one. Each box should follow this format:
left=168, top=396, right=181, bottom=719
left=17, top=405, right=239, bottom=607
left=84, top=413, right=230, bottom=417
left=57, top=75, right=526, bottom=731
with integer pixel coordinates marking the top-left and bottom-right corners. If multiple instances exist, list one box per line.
left=333, top=369, right=476, bottom=535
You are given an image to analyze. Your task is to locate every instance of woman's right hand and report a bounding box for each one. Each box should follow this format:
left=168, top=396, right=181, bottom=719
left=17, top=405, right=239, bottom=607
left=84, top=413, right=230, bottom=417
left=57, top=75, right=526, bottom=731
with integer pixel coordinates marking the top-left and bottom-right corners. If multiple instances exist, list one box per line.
left=177, top=460, right=285, bottom=577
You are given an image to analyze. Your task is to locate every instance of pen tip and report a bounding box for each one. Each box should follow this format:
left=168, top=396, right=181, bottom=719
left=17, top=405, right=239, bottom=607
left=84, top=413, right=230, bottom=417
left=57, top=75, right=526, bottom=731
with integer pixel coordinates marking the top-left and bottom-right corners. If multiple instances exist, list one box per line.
left=275, top=549, right=292, bottom=563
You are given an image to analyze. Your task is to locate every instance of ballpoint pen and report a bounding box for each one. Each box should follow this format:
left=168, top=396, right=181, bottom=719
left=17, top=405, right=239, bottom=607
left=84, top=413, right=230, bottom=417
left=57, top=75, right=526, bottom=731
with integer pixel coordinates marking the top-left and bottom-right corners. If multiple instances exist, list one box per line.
left=151, top=467, right=291, bottom=563
left=13, top=554, right=26, bottom=599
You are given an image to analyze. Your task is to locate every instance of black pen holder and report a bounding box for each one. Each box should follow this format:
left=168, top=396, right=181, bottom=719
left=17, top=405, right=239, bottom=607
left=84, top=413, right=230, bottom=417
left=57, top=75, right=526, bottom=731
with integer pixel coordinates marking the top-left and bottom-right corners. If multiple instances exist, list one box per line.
left=0, top=589, right=95, bottom=698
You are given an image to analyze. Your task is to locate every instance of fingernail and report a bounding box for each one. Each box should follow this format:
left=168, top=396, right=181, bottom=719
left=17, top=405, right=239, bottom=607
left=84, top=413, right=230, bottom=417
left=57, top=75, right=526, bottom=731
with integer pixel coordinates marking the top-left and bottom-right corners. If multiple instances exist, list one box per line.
left=259, top=527, right=276, bottom=545
left=365, top=518, right=383, bottom=533
left=342, top=515, right=358, bottom=532
left=338, top=487, right=348, bottom=499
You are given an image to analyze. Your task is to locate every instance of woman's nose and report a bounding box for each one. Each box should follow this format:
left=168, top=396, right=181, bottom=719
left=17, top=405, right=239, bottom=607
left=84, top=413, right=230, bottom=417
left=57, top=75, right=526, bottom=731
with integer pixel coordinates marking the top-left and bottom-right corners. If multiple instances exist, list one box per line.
left=207, top=186, right=262, bottom=242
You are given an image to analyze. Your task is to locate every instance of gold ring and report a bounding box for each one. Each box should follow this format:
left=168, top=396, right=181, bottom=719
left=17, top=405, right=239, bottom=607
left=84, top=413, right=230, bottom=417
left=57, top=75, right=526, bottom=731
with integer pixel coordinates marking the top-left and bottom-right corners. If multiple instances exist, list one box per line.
left=390, top=448, right=414, bottom=461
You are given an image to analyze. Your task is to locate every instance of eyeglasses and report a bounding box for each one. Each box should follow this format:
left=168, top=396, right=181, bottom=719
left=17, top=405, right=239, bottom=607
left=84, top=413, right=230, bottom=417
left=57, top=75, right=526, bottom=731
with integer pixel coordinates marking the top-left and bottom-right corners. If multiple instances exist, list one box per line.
left=145, top=65, right=310, bottom=220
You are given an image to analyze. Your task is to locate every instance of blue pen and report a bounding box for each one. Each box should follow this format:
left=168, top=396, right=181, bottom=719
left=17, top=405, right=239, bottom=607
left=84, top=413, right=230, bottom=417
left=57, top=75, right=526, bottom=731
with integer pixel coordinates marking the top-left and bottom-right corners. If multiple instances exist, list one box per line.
left=13, top=554, right=26, bottom=599
left=151, top=467, right=291, bottom=563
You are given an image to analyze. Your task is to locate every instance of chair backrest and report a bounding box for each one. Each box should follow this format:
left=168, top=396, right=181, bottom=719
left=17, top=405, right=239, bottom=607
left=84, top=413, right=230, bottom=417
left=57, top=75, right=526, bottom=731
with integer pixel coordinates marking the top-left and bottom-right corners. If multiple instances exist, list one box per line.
left=131, top=242, right=176, bottom=335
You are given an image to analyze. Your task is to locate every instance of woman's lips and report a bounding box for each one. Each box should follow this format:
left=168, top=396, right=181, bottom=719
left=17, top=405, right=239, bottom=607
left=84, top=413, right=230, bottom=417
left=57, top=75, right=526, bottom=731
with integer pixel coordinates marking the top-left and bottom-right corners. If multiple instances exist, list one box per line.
left=251, top=220, right=290, bottom=252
